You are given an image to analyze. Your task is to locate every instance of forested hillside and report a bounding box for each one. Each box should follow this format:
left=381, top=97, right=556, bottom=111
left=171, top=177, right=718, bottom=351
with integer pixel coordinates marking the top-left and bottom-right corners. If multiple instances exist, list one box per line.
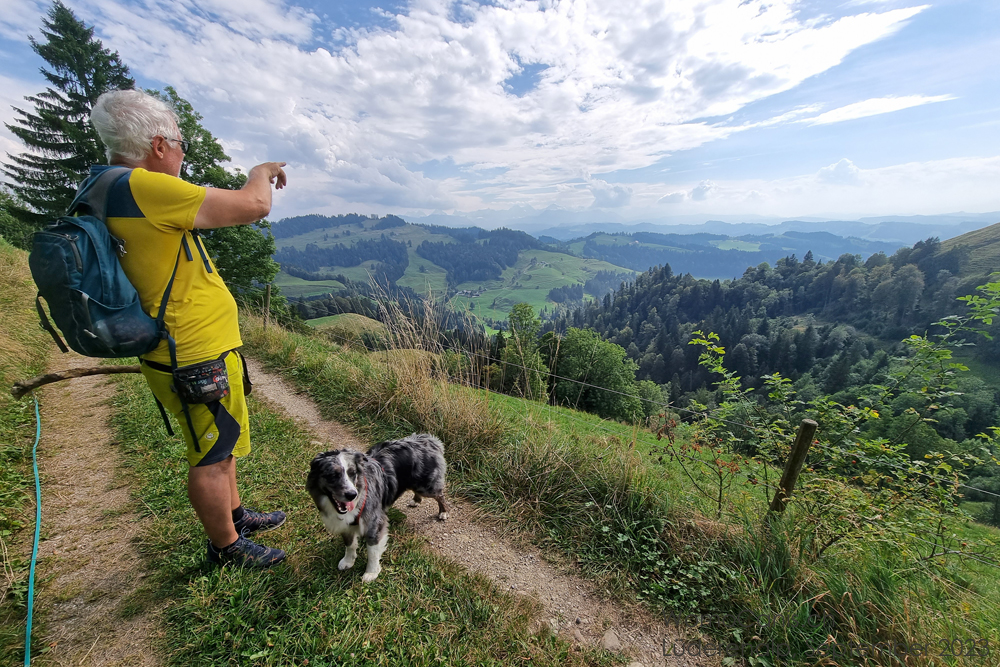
left=545, top=236, right=1000, bottom=465
left=416, top=227, right=542, bottom=285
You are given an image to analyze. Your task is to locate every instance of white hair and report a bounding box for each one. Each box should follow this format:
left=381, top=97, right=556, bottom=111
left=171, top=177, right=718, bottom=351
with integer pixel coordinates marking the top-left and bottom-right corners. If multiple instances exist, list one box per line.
left=90, top=89, right=179, bottom=162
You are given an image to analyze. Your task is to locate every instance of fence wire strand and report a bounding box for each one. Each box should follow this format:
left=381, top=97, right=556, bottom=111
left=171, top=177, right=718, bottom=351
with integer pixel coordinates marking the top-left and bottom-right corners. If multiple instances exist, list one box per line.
left=309, top=320, right=1000, bottom=503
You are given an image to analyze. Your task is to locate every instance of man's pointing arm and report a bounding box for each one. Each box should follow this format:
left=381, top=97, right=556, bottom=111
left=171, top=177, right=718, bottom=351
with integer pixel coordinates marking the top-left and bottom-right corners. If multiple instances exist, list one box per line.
left=194, top=161, right=287, bottom=229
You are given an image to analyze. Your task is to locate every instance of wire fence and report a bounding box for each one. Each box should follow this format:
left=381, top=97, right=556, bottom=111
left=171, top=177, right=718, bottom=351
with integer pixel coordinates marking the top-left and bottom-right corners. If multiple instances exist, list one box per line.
left=275, top=303, right=1000, bottom=574
left=307, top=320, right=1000, bottom=502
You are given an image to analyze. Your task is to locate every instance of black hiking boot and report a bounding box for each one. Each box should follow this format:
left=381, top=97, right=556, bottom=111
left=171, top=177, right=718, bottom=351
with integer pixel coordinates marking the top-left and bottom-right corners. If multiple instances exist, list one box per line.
left=233, top=506, right=287, bottom=537
left=207, top=536, right=287, bottom=569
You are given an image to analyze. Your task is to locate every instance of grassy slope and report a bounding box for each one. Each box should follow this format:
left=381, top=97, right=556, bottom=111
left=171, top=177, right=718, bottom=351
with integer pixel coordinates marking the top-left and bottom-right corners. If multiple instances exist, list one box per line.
left=275, top=223, right=635, bottom=317
left=0, top=239, right=52, bottom=662
left=306, top=313, right=387, bottom=336
left=272, top=271, right=345, bottom=299
left=107, top=369, right=609, bottom=667
left=238, top=313, right=1000, bottom=665
left=940, top=221, right=1000, bottom=279
left=450, top=249, right=634, bottom=321
left=275, top=221, right=452, bottom=295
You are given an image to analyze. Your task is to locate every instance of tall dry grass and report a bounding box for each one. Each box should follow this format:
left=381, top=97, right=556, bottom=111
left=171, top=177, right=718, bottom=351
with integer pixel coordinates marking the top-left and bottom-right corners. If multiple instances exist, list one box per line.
left=240, top=296, right=1000, bottom=666
left=0, top=238, right=50, bottom=404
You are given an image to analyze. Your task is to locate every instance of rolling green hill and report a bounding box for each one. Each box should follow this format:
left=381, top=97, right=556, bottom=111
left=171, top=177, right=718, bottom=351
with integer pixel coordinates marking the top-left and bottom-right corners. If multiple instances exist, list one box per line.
left=306, top=312, right=386, bottom=336
left=556, top=229, right=905, bottom=279
left=940, top=220, right=1000, bottom=279
left=450, top=249, right=634, bottom=321
left=273, top=216, right=453, bottom=295
left=272, top=216, right=634, bottom=322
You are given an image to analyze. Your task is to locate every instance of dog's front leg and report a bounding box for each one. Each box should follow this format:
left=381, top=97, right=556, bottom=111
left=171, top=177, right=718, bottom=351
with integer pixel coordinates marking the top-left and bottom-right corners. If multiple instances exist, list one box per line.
left=338, top=532, right=358, bottom=570
left=361, top=524, right=389, bottom=583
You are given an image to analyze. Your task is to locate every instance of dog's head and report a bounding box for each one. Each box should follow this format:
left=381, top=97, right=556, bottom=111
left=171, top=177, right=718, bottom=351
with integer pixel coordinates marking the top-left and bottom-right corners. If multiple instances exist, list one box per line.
left=308, top=449, right=366, bottom=514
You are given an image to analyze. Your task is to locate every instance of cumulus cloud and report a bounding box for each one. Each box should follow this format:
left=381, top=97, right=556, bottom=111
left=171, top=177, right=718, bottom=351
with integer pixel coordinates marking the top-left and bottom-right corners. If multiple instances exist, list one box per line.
left=804, top=94, right=954, bottom=125
left=626, top=156, right=1000, bottom=218
left=0, top=0, right=935, bottom=215
left=691, top=180, right=717, bottom=201
left=589, top=178, right=633, bottom=208
left=817, top=158, right=865, bottom=185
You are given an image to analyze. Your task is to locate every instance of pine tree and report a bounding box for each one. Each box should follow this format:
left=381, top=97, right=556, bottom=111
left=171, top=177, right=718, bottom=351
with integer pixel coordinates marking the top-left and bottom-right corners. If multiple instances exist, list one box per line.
left=3, top=1, right=134, bottom=225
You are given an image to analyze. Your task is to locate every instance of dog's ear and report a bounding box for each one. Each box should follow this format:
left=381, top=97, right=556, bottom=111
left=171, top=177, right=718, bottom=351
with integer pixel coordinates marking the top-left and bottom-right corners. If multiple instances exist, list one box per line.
left=353, top=451, right=365, bottom=467
left=310, top=450, right=337, bottom=470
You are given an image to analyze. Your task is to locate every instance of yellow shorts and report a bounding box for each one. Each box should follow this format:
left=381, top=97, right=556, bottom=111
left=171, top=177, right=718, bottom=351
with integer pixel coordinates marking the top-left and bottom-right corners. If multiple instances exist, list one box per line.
left=141, top=350, right=251, bottom=467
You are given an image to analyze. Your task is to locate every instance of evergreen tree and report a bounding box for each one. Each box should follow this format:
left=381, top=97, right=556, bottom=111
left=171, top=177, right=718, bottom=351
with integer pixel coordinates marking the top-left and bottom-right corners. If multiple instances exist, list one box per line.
left=0, top=187, right=32, bottom=249
left=3, top=1, right=134, bottom=226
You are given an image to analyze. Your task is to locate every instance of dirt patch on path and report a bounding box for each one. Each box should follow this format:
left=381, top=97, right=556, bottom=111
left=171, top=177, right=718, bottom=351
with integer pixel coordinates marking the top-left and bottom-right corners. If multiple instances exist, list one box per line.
left=32, top=354, right=162, bottom=667
left=246, top=356, right=715, bottom=667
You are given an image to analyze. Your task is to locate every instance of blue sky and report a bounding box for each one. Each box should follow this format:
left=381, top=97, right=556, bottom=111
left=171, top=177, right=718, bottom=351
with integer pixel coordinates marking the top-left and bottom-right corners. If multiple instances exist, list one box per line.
left=1, top=0, right=999, bottom=223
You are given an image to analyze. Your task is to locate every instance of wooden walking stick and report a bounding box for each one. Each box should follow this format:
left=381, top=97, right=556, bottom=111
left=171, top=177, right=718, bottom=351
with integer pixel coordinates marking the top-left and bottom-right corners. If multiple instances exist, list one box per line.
left=11, top=366, right=141, bottom=399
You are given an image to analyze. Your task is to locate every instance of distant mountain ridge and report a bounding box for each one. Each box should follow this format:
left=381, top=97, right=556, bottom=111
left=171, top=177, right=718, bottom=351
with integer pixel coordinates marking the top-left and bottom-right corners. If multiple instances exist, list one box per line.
left=402, top=209, right=999, bottom=246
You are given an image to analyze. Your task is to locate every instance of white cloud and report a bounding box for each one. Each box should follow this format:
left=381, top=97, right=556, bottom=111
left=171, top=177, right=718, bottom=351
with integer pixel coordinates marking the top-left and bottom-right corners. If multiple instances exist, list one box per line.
left=619, top=155, right=1000, bottom=218
left=691, top=180, right=717, bottom=201
left=817, top=158, right=865, bottom=185
left=0, top=0, right=936, bottom=215
left=588, top=178, right=632, bottom=207
left=756, top=104, right=823, bottom=127
left=804, top=94, right=954, bottom=125
left=0, top=0, right=47, bottom=41
left=658, top=192, right=686, bottom=204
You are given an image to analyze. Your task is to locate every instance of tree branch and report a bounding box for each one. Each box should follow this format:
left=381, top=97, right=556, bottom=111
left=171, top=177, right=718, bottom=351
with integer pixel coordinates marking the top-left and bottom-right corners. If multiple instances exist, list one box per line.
left=11, top=365, right=141, bottom=399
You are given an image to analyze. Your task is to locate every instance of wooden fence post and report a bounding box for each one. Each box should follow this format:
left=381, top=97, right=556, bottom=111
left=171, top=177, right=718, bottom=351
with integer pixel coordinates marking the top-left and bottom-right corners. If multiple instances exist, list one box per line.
left=768, top=419, right=819, bottom=514
left=263, top=283, right=271, bottom=330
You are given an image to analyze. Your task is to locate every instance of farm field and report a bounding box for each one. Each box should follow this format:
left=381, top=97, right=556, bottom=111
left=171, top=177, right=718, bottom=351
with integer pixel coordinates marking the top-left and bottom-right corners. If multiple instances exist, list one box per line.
left=273, top=270, right=345, bottom=299
left=275, top=219, right=452, bottom=295
left=449, top=249, right=634, bottom=321
left=710, top=239, right=760, bottom=251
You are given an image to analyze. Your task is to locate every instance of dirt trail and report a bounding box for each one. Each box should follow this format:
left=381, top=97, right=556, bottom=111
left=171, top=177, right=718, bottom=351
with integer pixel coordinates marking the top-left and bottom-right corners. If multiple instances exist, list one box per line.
left=245, top=356, right=715, bottom=667
left=31, top=354, right=162, bottom=667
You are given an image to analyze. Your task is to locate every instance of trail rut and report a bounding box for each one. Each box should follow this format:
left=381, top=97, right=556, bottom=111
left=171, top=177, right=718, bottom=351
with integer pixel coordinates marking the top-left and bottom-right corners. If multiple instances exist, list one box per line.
left=31, top=353, right=162, bottom=666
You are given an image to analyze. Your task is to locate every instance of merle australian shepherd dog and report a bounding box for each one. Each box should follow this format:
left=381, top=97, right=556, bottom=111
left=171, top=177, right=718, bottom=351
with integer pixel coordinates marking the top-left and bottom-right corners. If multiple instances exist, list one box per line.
left=306, top=433, right=448, bottom=582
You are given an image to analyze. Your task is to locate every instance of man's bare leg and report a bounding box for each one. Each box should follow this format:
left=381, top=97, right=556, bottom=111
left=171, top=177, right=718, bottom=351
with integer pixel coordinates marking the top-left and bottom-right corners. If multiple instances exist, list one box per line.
left=227, top=455, right=242, bottom=512
left=189, top=455, right=238, bottom=547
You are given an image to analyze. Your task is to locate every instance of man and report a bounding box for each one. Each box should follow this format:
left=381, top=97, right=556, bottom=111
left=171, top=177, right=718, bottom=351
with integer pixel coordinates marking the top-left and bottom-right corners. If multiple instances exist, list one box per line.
left=88, top=88, right=288, bottom=568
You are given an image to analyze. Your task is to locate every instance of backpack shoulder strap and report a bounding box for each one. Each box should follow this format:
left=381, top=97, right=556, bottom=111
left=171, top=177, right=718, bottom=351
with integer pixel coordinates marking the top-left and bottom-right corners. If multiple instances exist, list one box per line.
left=67, top=167, right=132, bottom=221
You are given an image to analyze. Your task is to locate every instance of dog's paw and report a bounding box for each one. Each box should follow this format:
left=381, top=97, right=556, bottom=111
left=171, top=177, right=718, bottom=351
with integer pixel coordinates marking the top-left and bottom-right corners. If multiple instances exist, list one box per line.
left=361, top=569, right=381, bottom=583
left=338, top=557, right=356, bottom=570
left=407, top=500, right=420, bottom=507
left=436, top=511, right=448, bottom=521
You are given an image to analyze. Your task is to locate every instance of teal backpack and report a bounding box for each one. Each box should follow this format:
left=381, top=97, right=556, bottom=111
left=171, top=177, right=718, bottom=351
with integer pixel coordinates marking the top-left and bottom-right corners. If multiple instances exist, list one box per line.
left=29, top=166, right=176, bottom=357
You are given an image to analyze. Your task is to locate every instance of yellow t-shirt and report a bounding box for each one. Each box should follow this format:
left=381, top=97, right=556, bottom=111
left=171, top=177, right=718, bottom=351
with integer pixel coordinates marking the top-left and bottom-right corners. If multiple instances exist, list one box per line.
left=99, top=166, right=243, bottom=365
